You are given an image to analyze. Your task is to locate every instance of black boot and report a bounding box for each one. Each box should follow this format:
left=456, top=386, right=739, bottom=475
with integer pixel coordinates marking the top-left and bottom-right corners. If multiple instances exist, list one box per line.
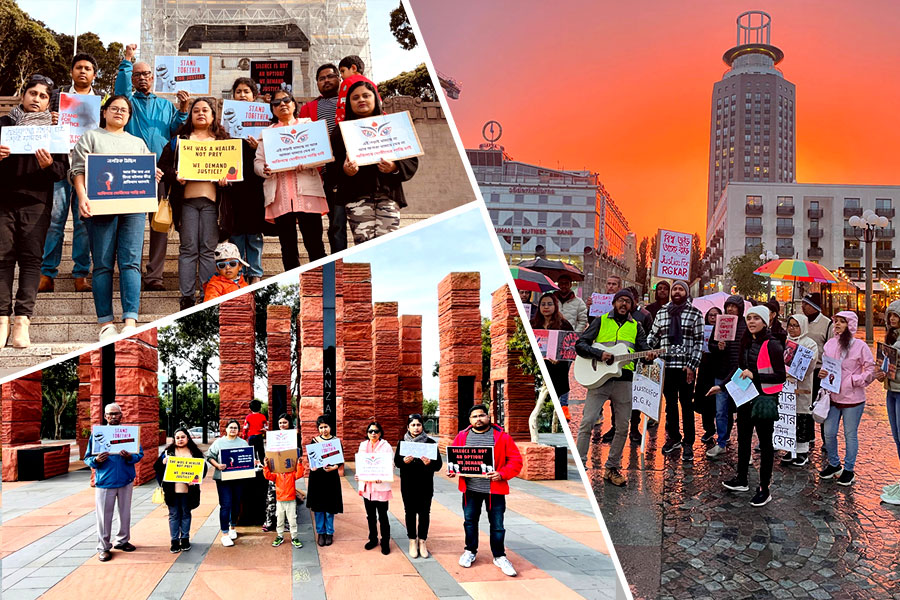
left=365, top=537, right=378, bottom=550
left=381, top=539, right=390, bottom=555
left=325, top=534, right=334, bottom=546
left=181, top=537, right=191, bottom=551
left=317, top=533, right=326, bottom=547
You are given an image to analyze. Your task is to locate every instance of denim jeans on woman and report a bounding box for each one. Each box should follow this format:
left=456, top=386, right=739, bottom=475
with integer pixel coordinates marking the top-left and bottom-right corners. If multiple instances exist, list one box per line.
left=886, top=391, right=900, bottom=463
left=314, top=511, right=335, bottom=535
left=168, top=493, right=191, bottom=540
left=42, top=180, right=91, bottom=279
left=824, top=402, right=866, bottom=472
left=214, top=479, right=243, bottom=533
left=178, top=197, right=218, bottom=299
left=713, top=378, right=735, bottom=448
left=84, top=212, right=144, bottom=323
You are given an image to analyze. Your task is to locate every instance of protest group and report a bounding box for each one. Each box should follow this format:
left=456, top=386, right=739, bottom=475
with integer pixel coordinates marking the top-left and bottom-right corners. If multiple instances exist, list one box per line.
left=0, top=46, right=423, bottom=346
left=523, top=268, right=900, bottom=508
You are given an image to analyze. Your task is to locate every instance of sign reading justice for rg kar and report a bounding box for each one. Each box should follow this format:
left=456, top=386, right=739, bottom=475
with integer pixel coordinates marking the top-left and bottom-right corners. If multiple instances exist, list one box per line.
left=656, top=228, right=692, bottom=280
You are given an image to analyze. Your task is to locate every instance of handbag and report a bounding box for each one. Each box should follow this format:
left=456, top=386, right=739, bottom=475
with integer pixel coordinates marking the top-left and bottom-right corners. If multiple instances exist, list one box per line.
left=812, top=389, right=831, bottom=424
left=151, top=486, right=165, bottom=504
left=151, top=197, right=173, bottom=233
left=751, top=394, right=779, bottom=421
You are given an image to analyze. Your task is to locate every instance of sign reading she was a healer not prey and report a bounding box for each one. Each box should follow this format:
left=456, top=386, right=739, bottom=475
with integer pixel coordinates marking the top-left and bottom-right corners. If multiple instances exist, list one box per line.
left=85, top=154, right=157, bottom=215
left=656, top=228, right=693, bottom=280
left=163, top=456, right=205, bottom=484
left=261, top=119, right=333, bottom=171
left=338, top=111, right=424, bottom=166
left=177, top=139, right=243, bottom=182
left=153, top=56, right=211, bottom=94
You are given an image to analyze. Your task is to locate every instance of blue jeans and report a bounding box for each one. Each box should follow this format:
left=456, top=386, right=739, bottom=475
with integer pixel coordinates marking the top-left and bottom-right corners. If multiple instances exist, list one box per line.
left=168, top=493, right=192, bottom=540
left=714, top=378, right=735, bottom=448
left=824, top=402, right=865, bottom=472
left=230, top=233, right=263, bottom=279
left=84, top=213, right=144, bottom=323
left=462, top=491, right=506, bottom=558
left=215, top=479, right=243, bottom=533
left=43, top=180, right=91, bottom=278
left=314, top=511, right=335, bottom=535
left=178, top=197, right=218, bottom=298
left=887, top=391, right=900, bottom=463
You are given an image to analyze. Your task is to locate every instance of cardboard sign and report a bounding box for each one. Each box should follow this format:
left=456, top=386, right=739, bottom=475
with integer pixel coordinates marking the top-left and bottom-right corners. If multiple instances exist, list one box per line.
left=221, top=100, right=272, bottom=140
left=1, top=124, right=70, bottom=154
left=532, top=329, right=580, bottom=361
left=163, top=456, right=205, bottom=484
left=399, top=441, right=439, bottom=460
left=820, top=355, right=842, bottom=393
left=59, top=93, right=101, bottom=148
left=177, top=139, right=243, bottom=182
left=306, top=439, right=344, bottom=470
left=261, top=119, right=333, bottom=171
left=773, top=382, right=797, bottom=453
left=220, top=446, right=256, bottom=480
left=632, top=359, right=665, bottom=420
left=90, top=425, right=139, bottom=454
left=154, top=56, right=211, bottom=94
left=656, top=229, right=692, bottom=280
left=338, top=111, right=424, bottom=167
left=85, top=154, right=158, bottom=214
left=703, top=324, right=714, bottom=353
left=522, top=303, right=533, bottom=320
left=354, top=452, right=394, bottom=482
left=250, top=60, right=293, bottom=97
left=786, top=343, right=815, bottom=381
left=713, top=314, right=738, bottom=341
left=589, top=293, right=614, bottom=317
left=447, top=446, right=494, bottom=477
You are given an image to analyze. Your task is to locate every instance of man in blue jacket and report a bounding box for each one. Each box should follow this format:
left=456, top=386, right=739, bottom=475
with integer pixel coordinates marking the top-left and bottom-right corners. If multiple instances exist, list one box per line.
left=83, top=402, right=145, bottom=562
left=114, top=43, right=189, bottom=291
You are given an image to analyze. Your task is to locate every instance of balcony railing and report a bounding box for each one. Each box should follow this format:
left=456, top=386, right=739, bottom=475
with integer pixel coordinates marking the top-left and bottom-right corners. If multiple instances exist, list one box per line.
left=776, top=205, right=795, bottom=216
left=844, top=248, right=863, bottom=259
left=745, top=243, right=762, bottom=254
left=745, top=204, right=763, bottom=215
left=877, top=228, right=896, bottom=239
left=776, top=225, right=795, bottom=236
left=876, top=207, right=895, bottom=218
left=808, top=247, right=824, bottom=258
left=776, top=246, right=794, bottom=258
left=877, top=249, right=896, bottom=259
left=808, top=208, right=824, bottom=219
left=844, top=226, right=858, bottom=237
left=745, top=224, right=763, bottom=235
left=808, top=227, right=823, bottom=238
left=843, top=206, right=863, bottom=217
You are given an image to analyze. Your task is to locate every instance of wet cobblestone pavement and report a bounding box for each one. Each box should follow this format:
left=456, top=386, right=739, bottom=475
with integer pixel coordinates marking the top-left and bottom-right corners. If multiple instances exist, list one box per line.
left=568, top=372, right=900, bottom=600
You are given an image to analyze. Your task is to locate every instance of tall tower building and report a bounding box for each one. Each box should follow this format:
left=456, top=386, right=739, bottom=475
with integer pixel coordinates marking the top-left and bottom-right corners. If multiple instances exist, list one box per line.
left=707, top=11, right=795, bottom=223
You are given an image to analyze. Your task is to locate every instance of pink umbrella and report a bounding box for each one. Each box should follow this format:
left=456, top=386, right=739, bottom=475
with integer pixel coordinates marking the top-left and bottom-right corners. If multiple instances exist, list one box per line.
left=692, top=291, right=752, bottom=316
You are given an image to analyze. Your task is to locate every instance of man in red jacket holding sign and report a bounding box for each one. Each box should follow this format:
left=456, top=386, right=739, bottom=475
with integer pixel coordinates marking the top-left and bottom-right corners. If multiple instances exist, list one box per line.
left=448, top=404, right=523, bottom=577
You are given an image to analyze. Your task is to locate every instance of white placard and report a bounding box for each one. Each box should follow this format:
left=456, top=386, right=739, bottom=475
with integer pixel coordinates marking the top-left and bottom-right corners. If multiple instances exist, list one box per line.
left=59, top=93, right=101, bottom=148
left=261, top=119, right=333, bottom=171
left=399, top=441, right=438, bottom=460
left=725, top=369, right=759, bottom=408
left=1, top=124, right=70, bottom=154
left=266, top=429, right=298, bottom=452
left=656, top=228, right=692, bottom=280
left=153, top=56, right=211, bottom=94
left=90, top=425, right=139, bottom=454
left=338, top=111, right=424, bottom=166
left=354, top=452, right=394, bottom=482
left=306, top=438, right=344, bottom=470
left=786, top=344, right=815, bottom=381
left=821, top=355, right=842, bottom=393
left=773, top=382, right=797, bottom=452
left=632, top=359, right=665, bottom=420
left=589, top=293, right=614, bottom=317
left=221, top=100, right=272, bottom=140
left=703, top=324, right=714, bottom=353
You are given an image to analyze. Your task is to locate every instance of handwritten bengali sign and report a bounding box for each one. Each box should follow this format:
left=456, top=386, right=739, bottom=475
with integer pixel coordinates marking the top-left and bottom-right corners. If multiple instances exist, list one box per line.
left=59, top=93, right=101, bottom=149
left=91, top=425, right=139, bottom=454
left=656, top=228, right=692, bottom=280
left=338, top=111, right=424, bottom=166
left=713, top=314, right=738, bottom=341
left=154, top=56, right=210, bottom=94
left=221, top=100, right=272, bottom=140
left=163, top=456, right=205, bottom=484
left=773, top=382, right=797, bottom=452
left=1, top=124, right=69, bottom=154
left=306, top=439, right=344, bottom=470
left=446, top=447, right=494, bottom=477
left=261, top=119, right=333, bottom=171
left=354, top=452, right=394, bottom=482
left=85, top=154, right=157, bottom=214
left=399, top=441, right=438, bottom=460
left=250, top=60, right=293, bottom=96
left=177, top=139, right=243, bottom=182
left=589, top=293, right=614, bottom=317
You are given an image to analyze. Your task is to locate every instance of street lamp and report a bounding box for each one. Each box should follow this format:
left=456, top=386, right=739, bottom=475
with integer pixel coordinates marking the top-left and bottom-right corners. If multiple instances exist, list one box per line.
left=759, top=249, right=777, bottom=299
left=849, top=210, right=889, bottom=343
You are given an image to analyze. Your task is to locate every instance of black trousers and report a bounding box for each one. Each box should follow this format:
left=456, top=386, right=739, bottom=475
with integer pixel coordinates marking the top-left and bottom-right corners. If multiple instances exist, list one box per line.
left=402, top=491, right=432, bottom=539
left=736, top=398, right=775, bottom=490
left=363, top=498, right=390, bottom=542
left=324, top=185, right=347, bottom=253
left=274, top=212, right=326, bottom=270
left=663, top=368, right=695, bottom=445
left=0, top=196, right=51, bottom=317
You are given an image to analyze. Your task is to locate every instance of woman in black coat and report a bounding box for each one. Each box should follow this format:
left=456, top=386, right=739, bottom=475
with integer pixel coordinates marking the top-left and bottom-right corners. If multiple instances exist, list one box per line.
left=153, top=427, right=208, bottom=553
left=393, top=413, right=442, bottom=559
left=306, top=414, right=344, bottom=547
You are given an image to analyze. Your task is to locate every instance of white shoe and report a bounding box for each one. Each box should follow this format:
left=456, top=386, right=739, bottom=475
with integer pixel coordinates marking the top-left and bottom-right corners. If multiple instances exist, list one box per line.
left=221, top=535, right=234, bottom=547
left=706, top=445, right=726, bottom=458
left=493, top=556, right=517, bottom=577
left=99, top=323, right=118, bottom=341
left=120, top=325, right=137, bottom=336
left=458, top=550, right=476, bottom=568
left=228, top=528, right=238, bottom=540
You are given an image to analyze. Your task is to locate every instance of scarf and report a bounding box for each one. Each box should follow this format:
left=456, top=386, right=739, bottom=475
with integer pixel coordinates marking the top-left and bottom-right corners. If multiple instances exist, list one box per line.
left=8, top=105, right=53, bottom=126
left=403, top=430, right=429, bottom=443
left=667, top=299, right=688, bottom=346
left=555, top=290, right=575, bottom=303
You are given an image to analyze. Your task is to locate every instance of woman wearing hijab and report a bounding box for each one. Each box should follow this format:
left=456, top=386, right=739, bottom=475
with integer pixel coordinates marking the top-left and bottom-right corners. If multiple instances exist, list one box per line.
left=394, top=413, right=442, bottom=558
left=783, top=314, right=819, bottom=467
left=721, top=305, right=786, bottom=507
left=818, top=311, right=875, bottom=487
left=875, top=301, right=900, bottom=504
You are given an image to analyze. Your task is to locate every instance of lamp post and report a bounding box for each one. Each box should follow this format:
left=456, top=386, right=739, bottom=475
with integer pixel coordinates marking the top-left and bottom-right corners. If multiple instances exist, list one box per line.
left=759, top=249, right=777, bottom=300
left=849, top=210, right=889, bottom=344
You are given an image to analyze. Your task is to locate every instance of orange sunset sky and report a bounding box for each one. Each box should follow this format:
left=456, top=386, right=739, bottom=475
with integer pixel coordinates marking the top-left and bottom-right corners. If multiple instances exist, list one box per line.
left=410, top=0, right=900, bottom=246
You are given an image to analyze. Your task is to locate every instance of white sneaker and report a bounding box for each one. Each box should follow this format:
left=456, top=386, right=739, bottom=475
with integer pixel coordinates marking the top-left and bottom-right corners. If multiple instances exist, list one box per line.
left=458, top=550, right=476, bottom=568
left=706, top=445, right=726, bottom=458
left=99, top=323, right=118, bottom=341
left=493, top=556, right=517, bottom=577
left=120, top=325, right=137, bottom=337
left=221, top=535, right=234, bottom=547
left=228, top=528, right=238, bottom=540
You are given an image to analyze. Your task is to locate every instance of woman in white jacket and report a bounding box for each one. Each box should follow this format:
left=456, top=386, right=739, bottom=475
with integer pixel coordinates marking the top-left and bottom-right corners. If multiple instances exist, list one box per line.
left=783, top=313, right=818, bottom=467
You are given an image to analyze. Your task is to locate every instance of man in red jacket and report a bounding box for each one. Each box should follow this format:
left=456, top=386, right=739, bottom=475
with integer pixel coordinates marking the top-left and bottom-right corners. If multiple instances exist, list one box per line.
left=448, top=404, right=523, bottom=577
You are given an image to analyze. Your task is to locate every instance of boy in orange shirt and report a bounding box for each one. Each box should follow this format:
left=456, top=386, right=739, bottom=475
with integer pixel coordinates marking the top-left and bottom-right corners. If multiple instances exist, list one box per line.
left=204, top=242, right=249, bottom=302
left=263, top=457, right=305, bottom=548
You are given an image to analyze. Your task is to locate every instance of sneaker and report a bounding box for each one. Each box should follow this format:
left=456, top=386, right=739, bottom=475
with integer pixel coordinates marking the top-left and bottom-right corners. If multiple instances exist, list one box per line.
left=749, top=487, right=772, bottom=507
left=493, top=555, right=518, bottom=577
left=601, top=428, right=616, bottom=443
left=881, top=487, right=900, bottom=505
left=221, top=535, right=234, bottom=547
left=722, top=478, right=750, bottom=492
left=99, top=323, right=118, bottom=341
left=603, top=467, right=627, bottom=487
left=700, top=432, right=716, bottom=444
left=180, top=538, right=191, bottom=552
left=836, top=470, right=856, bottom=486
left=819, top=464, right=843, bottom=480
left=780, top=454, right=795, bottom=466
left=272, top=536, right=285, bottom=547
left=262, top=526, right=272, bottom=533
left=706, top=445, right=726, bottom=458
left=120, top=325, right=137, bottom=336
left=459, top=550, right=477, bottom=568
left=292, top=538, right=303, bottom=548
left=882, top=482, right=900, bottom=494
left=170, top=540, right=181, bottom=554
left=661, top=440, right=682, bottom=454
left=228, top=528, right=238, bottom=540
left=792, top=454, right=809, bottom=467
left=682, top=448, right=694, bottom=463
left=753, top=445, right=761, bottom=453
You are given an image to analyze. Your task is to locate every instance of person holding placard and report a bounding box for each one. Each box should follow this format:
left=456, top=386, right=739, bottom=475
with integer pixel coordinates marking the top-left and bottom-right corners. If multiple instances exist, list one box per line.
left=255, top=89, right=327, bottom=268
left=721, top=306, right=786, bottom=507
left=695, top=307, right=722, bottom=444
left=875, top=301, right=900, bottom=504
left=783, top=314, right=819, bottom=467
left=393, top=413, right=442, bottom=558
left=354, top=421, right=394, bottom=554
left=83, top=402, right=145, bottom=562
left=262, top=413, right=302, bottom=533
left=818, top=311, right=875, bottom=487
left=306, top=415, right=343, bottom=546
left=645, top=280, right=670, bottom=321
left=206, top=419, right=252, bottom=547
left=72, top=95, right=160, bottom=341
left=40, top=53, right=100, bottom=295
left=530, top=292, right=574, bottom=416
left=801, top=293, right=833, bottom=451
left=330, top=79, right=418, bottom=244
left=153, top=427, right=208, bottom=553
left=706, top=295, right=745, bottom=459
left=262, top=415, right=305, bottom=549
left=0, top=75, right=69, bottom=348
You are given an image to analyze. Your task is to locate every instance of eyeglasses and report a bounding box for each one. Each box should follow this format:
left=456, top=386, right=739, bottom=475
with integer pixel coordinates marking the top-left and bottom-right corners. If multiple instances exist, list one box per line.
left=106, top=106, right=130, bottom=114
left=133, top=71, right=153, bottom=78
left=216, top=260, right=240, bottom=269
left=270, top=96, right=293, bottom=106
left=28, top=75, right=55, bottom=88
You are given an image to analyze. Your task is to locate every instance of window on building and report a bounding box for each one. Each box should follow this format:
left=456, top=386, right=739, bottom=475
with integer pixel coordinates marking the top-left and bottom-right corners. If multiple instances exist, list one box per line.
left=513, top=212, right=523, bottom=226
left=776, top=238, right=792, bottom=251
left=746, top=217, right=762, bottom=227
left=877, top=241, right=892, bottom=252
left=877, top=198, right=893, bottom=210
left=490, top=193, right=499, bottom=204
left=537, top=212, right=547, bottom=226
left=810, top=200, right=819, bottom=211
left=845, top=240, right=860, bottom=250
left=844, top=197, right=861, bottom=209
left=745, top=237, right=762, bottom=250
left=514, top=194, right=524, bottom=204
left=489, top=210, right=499, bottom=224
left=777, top=218, right=793, bottom=228
left=562, top=196, right=572, bottom=205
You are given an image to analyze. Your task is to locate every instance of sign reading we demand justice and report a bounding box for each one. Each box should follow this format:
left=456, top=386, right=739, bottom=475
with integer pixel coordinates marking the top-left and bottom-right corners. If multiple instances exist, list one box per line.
left=656, top=229, right=692, bottom=280
left=177, top=139, right=243, bottom=182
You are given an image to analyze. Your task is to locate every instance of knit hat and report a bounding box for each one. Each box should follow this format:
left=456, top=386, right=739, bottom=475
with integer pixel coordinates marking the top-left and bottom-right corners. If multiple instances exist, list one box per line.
left=745, top=305, right=770, bottom=323
left=214, top=242, right=249, bottom=267
left=672, top=280, right=689, bottom=294
left=802, top=293, right=822, bottom=312
left=613, top=289, right=635, bottom=308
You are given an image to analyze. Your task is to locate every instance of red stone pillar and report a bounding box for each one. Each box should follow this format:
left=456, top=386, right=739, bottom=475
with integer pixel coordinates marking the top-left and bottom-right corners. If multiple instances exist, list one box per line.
left=398, top=315, right=423, bottom=428
left=0, top=370, right=42, bottom=448
left=341, top=262, right=374, bottom=453
left=218, top=294, right=256, bottom=435
left=373, top=302, right=401, bottom=442
left=267, top=305, right=293, bottom=416
left=113, top=329, right=159, bottom=485
left=76, top=354, right=92, bottom=460
left=437, top=272, right=482, bottom=448
left=490, top=285, right=534, bottom=441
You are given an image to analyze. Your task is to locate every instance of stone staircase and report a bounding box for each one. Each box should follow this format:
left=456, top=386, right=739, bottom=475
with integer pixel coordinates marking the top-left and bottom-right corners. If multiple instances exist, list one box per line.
left=0, top=213, right=431, bottom=377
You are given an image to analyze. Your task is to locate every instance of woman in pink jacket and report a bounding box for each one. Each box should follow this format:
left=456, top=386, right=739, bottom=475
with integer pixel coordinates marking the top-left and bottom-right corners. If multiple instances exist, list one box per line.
left=354, top=421, right=393, bottom=554
left=817, top=311, right=875, bottom=486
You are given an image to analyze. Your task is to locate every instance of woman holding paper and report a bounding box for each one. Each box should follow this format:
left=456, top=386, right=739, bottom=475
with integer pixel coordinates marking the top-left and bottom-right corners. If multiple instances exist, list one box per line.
left=73, top=95, right=160, bottom=341
left=721, top=305, right=785, bottom=507
left=394, top=413, right=442, bottom=558
left=206, top=419, right=251, bottom=547
left=153, top=427, right=208, bottom=553
left=354, top=420, right=393, bottom=554
left=818, top=311, right=875, bottom=487
left=306, top=415, right=343, bottom=546
left=783, top=314, right=819, bottom=467
left=0, top=74, right=69, bottom=348
left=530, top=292, right=574, bottom=413
left=875, top=301, right=900, bottom=504
left=254, top=89, right=327, bottom=269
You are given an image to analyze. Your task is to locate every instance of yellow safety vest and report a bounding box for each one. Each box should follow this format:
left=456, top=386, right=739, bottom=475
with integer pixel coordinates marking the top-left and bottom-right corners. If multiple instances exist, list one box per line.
left=595, top=315, right=638, bottom=371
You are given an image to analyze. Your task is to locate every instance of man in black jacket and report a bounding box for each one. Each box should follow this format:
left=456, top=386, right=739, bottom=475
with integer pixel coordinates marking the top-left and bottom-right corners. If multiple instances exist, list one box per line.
left=705, top=295, right=744, bottom=458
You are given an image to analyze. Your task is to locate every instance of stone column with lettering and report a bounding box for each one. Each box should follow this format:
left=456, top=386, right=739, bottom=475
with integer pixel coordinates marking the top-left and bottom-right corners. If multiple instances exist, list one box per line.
left=218, top=294, right=256, bottom=435
left=373, top=302, right=401, bottom=442
left=398, top=315, right=424, bottom=428
left=341, top=262, right=374, bottom=452
left=267, top=305, right=293, bottom=417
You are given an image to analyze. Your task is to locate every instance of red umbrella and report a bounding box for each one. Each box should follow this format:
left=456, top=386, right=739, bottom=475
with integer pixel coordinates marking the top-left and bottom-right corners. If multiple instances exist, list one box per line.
left=510, top=266, right=559, bottom=292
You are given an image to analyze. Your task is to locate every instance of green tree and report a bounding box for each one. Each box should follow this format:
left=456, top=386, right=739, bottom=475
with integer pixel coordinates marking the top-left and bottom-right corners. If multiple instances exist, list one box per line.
left=691, top=233, right=703, bottom=283
left=158, top=308, right=220, bottom=428
left=422, top=398, right=438, bottom=418
left=52, top=31, right=124, bottom=97
left=378, top=63, right=436, bottom=101
left=0, top=0, right=64, bottom=95
left=389, top=2, right=417, bottom=50
left=636, top=236, right=649, bottom=293
left=726, top=246, right=767, bottom=298
left=159, top=384, right=220, bottom=431
left=40, top=357, right=79, bottom=439
left=481, top=317, right=491, bottom=403
left=650, top=233, right=659, bottom=272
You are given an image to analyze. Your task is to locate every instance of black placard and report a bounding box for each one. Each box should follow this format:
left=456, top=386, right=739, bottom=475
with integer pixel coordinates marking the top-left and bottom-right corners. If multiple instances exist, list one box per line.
left=447, top=446, right=494, bottom=477
left=250, top=60, right=293, bottom=97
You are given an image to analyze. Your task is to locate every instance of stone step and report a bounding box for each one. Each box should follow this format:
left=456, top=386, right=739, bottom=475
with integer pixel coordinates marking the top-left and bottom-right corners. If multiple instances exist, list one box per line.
left=25, top=314, right=171, bottom=344
left=0, top=344, right=86, bottom=379
left=30, top=291, right=183, bottom=317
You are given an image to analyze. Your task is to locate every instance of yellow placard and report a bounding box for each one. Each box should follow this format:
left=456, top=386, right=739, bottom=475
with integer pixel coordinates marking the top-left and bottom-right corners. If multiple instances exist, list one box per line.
left=177, top=139, right=243, bottom=182
left=162, top=456, right=205, bottom=484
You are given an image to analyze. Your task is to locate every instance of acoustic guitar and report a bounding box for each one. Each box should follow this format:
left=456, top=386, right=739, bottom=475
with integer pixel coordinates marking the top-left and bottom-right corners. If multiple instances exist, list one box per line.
left=573, top=342, right=658, bottom=389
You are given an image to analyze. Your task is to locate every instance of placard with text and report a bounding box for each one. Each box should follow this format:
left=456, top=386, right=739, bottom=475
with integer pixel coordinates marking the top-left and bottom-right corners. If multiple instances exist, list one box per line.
left=154, top=56, right=210, bottom=94
left=85, top=154, right=158, bottom=214
left=59, top=93, right=101, bottom=148
left=338, top=111, right=424, bottom=166
left=250, top=60, right=293, bottom=96
left=177, top=139, right=243, bottom=182
left=221, top=100, right=272, bottom=140
left=446, top=446, right=494, bottom=477
left=261, top=119, right=333, bottom=171
left=656, top=228, right=692, bottom=280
